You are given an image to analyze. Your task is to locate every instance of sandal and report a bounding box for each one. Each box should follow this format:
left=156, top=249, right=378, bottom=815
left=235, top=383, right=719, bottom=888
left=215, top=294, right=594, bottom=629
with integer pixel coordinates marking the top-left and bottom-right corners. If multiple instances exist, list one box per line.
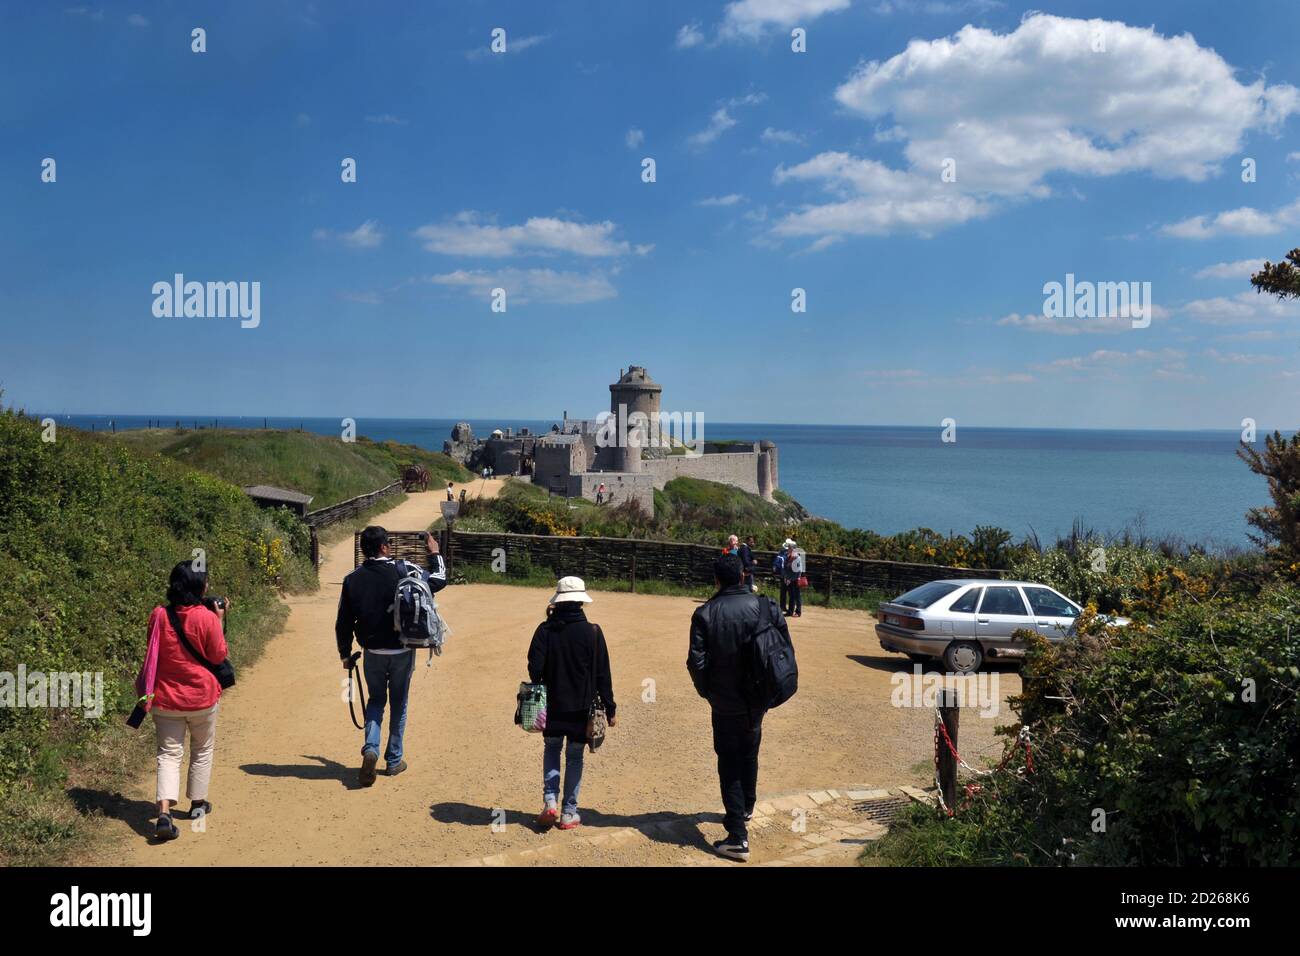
left=188, top=800, right=212, bottom=819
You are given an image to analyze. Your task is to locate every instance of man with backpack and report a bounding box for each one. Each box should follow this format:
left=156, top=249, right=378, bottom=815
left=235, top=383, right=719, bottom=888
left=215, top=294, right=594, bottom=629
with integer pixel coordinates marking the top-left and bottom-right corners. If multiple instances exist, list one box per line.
left=687, top=553, right=797, bottom=862
left=335, top=526, right=447, bottom=787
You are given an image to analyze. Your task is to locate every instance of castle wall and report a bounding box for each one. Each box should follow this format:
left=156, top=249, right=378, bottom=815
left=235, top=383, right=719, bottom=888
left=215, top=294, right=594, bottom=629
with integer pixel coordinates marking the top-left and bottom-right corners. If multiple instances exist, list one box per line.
left=642, top=452, right=764, bottom=495
left=569, top=472, right=655, bottom=514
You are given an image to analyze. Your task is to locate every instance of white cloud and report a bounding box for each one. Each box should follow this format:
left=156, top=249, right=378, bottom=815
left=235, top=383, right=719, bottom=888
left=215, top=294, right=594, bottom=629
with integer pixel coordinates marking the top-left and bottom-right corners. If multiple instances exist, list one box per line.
left=365, top=114, right=408, bottom=126
left=1034, top=349, right=1189, bottom=378
left=466, top=33, right=550, bottom=59
left=688, top=109, right=739, bottom=148
left=314, top=220, right=385, bottom=249
left=997, top=306, right=1170, bottom=335
left=872, top=0, right=1003, bottom=14
left=1202, top=349, right=1283, bottom=365
left=1161, top=200, right=1300, bottom=239
left=414, top=212, right=630, bottom=258
left=295, top=113, right=312, bottom=128
left=761, top=127, right=805, bottom=145
left=126, top=13, right=149, bottom=27
left=625, top=127, right=645, bottom=149
left=771, top=14, right=1300, bottom=247
left=772, top=151, right=992, bottom=239
left=1181, top=292, right=1299, bottom=325
left=1194, top=258, right=1270, bottom=280
left=675, top=22, right=706, bottom=49
left=721, top=0, right=851, bottom=41
left=427, top=268, right=616, bottom=305
left=697, top=194, right=746, bottom=207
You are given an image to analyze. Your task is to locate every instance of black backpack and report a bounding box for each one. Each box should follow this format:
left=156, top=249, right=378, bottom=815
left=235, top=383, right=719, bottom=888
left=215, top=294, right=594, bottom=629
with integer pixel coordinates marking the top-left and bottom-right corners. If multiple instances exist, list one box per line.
left=740, top=596, right=798, bottom=710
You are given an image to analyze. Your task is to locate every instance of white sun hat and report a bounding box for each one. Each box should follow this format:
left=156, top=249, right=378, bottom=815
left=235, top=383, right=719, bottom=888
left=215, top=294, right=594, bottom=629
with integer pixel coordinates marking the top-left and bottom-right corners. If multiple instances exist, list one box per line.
left=782, top=538, right=797, bottom=549
left=550, top=576, right=593, bottom=604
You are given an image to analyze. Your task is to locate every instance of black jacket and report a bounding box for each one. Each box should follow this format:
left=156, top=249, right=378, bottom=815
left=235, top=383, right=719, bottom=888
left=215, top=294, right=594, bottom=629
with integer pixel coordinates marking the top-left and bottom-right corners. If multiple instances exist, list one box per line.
left=738, top=543, right=755, bottom=574
left=687, top=584, right=790, bottom=716
left=335, top=554, right=447, bottom=658
left=527, top=604, right=616, bottom=738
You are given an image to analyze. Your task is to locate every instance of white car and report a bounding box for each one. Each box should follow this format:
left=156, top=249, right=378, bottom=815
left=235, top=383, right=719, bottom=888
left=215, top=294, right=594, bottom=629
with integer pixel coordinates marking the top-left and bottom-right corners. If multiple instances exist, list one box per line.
left=874, top=578, right=1128, bottom=673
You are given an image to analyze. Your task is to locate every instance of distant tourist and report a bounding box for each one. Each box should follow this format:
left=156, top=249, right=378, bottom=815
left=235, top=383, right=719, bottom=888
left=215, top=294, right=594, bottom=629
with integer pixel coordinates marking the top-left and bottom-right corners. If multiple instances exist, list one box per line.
left=482, top=466, right=489, bottom=480
left=335, top=526, right=447, bottom=786
left=687, top=553, right=793, bottom=861
left=784, top=540, right=804, bottom=618
left=137, top=560, right=231, bottom=842
left=739, top=536, right=757, bottom=593
left=723, top=534, right=739, bottom=556
left=527, top=577, right=617, bottom=830
left=446, top=482, right=455, bottom=501
left=773, top=546, right=788, bottom=609
left=596, top=481, right=606, bottom=505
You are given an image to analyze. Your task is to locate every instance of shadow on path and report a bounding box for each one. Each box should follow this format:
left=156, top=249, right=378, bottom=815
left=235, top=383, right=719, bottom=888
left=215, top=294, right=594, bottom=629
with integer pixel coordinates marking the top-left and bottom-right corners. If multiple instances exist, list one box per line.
left=429, top=801, right=722, bottom=851
left=240, top=754, right=365, bottom=791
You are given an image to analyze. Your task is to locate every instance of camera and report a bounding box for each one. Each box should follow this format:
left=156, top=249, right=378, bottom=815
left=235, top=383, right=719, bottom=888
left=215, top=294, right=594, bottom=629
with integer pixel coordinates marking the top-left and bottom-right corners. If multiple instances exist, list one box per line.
left=203, top=596, right=228, bottom=613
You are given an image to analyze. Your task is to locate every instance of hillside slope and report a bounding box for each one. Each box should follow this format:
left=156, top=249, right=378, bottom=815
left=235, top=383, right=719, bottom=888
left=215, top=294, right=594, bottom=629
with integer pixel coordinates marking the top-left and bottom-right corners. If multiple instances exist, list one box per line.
left=115, top=428, right=472, bottom=509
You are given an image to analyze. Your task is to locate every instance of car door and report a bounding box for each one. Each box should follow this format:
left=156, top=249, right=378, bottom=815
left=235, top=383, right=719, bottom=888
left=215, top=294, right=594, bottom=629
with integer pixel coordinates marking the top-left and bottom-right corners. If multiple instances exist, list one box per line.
left=1022, top=585, right=1081, bottom=640
left=942, top=585, right=981, bottom=638
left=975, top=585, right=1035, bottom=655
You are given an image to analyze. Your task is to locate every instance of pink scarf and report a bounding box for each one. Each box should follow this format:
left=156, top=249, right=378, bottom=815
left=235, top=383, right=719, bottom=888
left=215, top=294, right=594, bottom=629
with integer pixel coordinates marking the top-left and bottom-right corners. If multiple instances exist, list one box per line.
left=134, top=607, right=165, bottom=712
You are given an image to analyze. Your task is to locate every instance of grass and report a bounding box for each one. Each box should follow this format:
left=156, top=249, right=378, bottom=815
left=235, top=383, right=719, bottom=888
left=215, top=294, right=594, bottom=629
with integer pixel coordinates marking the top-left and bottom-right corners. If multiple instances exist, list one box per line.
left=114, top=428, right=472, bottom=510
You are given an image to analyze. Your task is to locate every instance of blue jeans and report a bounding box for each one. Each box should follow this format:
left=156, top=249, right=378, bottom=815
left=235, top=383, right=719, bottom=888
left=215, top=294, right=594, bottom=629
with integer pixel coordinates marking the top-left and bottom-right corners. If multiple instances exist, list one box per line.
left=543, top=735, right=586, bottom=815
left=362, top=650, right=415, bottom=769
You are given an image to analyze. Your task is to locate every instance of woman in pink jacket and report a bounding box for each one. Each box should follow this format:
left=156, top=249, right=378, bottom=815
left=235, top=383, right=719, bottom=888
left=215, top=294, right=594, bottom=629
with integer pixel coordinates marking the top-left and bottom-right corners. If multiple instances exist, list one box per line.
left=138, top=561, right=230, bottom=842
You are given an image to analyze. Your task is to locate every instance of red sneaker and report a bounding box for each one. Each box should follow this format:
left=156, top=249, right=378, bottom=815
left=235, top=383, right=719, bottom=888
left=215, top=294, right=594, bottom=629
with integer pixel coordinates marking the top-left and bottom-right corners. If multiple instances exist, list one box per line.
left=537, top=804, right=559, bottom=827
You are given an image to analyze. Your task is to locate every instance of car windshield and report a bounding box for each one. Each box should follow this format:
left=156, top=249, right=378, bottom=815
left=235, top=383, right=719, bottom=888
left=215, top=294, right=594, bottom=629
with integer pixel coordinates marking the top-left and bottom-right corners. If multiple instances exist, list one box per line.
left=892, top=581, right=961, bottom=609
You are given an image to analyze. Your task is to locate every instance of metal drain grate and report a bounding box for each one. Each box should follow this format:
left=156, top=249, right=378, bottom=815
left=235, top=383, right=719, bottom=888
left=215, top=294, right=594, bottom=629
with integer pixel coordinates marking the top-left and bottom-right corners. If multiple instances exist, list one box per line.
left=852, top=796, right=910, bottom=826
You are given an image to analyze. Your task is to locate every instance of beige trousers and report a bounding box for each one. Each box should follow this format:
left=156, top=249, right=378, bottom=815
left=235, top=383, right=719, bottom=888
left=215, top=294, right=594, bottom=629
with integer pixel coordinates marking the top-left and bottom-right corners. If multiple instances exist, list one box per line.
left=153, top=703, right=219, bottom=804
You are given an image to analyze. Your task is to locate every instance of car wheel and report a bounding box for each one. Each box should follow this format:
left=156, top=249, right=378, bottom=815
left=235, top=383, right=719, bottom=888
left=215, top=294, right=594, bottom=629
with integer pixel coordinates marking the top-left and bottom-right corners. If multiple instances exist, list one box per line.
left=942, top=641, right=983, bottom=674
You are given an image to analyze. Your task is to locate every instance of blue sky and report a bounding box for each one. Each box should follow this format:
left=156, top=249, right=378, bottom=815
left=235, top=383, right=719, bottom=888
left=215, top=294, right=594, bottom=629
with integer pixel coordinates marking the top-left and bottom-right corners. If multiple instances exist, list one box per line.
left=2, top=0, right=1298, bottom=429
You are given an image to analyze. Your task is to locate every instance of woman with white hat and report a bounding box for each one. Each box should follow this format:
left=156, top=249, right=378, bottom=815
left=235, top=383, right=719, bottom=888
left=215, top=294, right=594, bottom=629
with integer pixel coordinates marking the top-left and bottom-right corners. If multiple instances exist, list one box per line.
left=526, top=576, right=617, bottom=830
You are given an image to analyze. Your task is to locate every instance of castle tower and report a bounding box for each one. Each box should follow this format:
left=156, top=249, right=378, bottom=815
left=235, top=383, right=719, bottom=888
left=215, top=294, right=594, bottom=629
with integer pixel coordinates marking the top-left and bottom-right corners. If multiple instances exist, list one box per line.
left=609, top=365, right=662, bottom=473
left=760, top=439, right=779, bottom=492
left=757, top=449, right=774, bottom=501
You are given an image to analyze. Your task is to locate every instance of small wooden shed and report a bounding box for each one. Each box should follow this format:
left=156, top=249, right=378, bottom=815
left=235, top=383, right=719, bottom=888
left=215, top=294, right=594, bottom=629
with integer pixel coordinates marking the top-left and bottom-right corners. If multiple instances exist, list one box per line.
left=243, top=484, right=315, bottom=518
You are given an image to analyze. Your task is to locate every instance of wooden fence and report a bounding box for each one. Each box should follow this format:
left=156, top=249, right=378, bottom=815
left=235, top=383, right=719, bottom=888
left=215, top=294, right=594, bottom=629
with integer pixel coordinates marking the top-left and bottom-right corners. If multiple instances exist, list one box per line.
left=355, top=528, right=1004, bottom=599
left=305, top=480, right=404, bottom=530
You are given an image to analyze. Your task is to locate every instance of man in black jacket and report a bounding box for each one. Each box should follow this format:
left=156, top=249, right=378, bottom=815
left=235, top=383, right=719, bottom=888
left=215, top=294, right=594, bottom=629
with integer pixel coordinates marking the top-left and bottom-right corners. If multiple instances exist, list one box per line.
left=687, top=552, right=790, bottom=861
left=335, top=526, right=447, bottom=786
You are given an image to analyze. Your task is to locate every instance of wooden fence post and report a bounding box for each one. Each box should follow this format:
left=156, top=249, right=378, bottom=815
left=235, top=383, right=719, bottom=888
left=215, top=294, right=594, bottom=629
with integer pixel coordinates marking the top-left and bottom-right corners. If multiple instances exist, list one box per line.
left=825, top=558, right=834, bottom=607
left=310, top=526, right=320, bottom=569
left=937, top=688, right=960, bottom=812
left=629, top=542, right=638, bottom=593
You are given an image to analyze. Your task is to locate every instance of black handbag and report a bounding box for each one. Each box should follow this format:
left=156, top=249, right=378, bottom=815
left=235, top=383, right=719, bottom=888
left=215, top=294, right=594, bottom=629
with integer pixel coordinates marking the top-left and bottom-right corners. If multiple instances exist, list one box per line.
left=166, top=606, right=236, bottom=690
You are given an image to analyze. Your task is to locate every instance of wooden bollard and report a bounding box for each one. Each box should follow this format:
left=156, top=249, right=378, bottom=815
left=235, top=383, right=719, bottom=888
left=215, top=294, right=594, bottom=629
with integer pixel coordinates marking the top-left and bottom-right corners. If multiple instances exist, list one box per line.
left=937, top=687, right=960, bottom=812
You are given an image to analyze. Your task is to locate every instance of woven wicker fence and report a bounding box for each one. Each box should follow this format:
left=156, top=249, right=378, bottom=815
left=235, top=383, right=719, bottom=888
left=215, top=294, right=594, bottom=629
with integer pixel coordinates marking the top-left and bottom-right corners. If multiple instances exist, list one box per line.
left=354, top=529, right=1004, bottom=599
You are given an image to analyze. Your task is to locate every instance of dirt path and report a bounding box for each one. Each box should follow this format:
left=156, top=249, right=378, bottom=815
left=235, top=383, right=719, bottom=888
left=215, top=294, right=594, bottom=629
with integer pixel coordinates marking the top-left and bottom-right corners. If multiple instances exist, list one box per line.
left=85, top=489, right=1020, bottom=867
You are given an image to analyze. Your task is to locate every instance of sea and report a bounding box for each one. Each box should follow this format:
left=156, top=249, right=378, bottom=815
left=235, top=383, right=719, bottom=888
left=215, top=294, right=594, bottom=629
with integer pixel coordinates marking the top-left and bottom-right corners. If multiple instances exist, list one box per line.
left=41, top=414, right=1269, bottom=550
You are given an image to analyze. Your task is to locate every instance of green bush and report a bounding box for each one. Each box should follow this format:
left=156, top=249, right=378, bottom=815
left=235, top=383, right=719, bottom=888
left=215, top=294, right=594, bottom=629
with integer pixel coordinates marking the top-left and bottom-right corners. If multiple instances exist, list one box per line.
left=865, top=587, right=1300, bottom=866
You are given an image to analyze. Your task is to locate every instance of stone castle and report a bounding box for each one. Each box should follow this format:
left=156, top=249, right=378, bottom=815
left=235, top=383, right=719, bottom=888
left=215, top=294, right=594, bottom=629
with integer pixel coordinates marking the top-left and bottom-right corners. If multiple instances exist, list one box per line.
left=444, top=366, right=779, bottom=516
